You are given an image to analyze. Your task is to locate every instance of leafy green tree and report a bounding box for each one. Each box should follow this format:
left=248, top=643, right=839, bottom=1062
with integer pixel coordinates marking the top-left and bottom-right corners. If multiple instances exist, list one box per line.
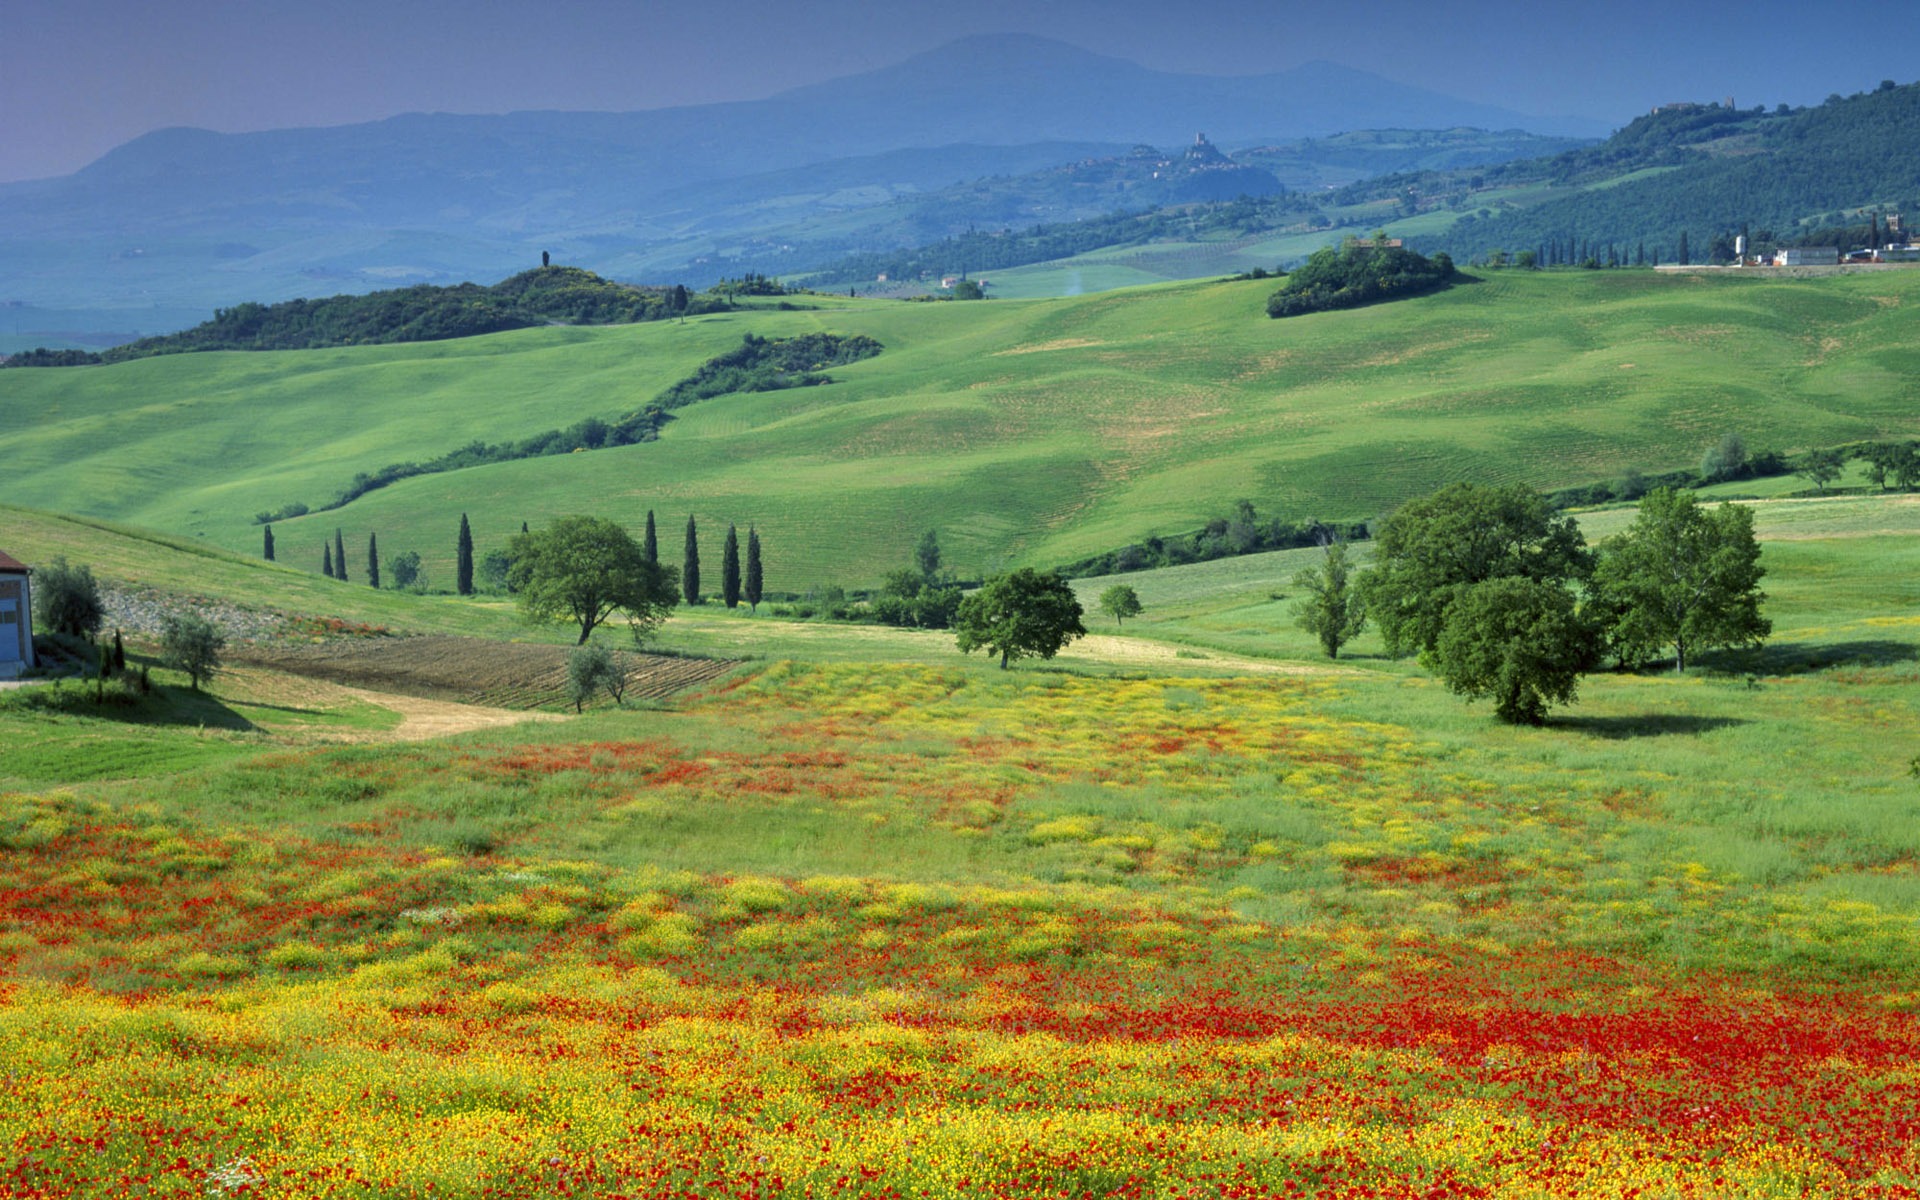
left=480, top=550, right=513, bottom=592
left=1592, top=488, right=1770, bottom=672
left=1894, top=443, right=1920, bottom=491
left=916, top=530, right=942, bottom=581
left=682, top=516, right=701, bottom=605
left=456, top=513, right=474, bottom=595
left=1431, top=577, right=1600, bottom=725
left=366, top=533, right=380, bottom=589
left=1796, top=449, right=1844, bottom=493
left=36, top=557, right=104, bottom=639
left=1701, top=434, right=1748, bottom=483
left=1858, top=444, right=1897, bottom=490
left=722, top=524, right=742, bottom=609
left=1098, top=583, right=1143, bottom=628
left=263, top=525, right=275, bottom=562
left=1359, top=482, right=1588, bottom=659
left=745, top=526, right=763, bottom=613
left=1291, top=542, right=1366, bottom=658
left=161, top=613, right=225, bottom=691
left=955, top=568, right=1087, bottom=669
left=390, top=551, right=423, bottom=590
left=643, top=511, right=658, bottom=564
left=508, top=516, right=678, bottom=645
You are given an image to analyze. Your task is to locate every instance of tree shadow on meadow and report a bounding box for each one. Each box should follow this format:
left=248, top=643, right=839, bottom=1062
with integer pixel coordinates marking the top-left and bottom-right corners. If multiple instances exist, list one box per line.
left=1713, top=639, right=1919, bottom=677
left=1551, top=713, right=1749, bottom=739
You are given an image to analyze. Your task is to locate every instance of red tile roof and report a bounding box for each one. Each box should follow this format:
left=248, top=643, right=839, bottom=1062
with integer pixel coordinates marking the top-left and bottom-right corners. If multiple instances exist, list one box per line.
left=0, top=549, right=28, bottom=573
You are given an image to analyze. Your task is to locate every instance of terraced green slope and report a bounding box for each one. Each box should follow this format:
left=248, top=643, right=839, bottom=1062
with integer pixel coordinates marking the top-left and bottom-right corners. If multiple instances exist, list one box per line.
left=3, top=270, right=1917, bottom=589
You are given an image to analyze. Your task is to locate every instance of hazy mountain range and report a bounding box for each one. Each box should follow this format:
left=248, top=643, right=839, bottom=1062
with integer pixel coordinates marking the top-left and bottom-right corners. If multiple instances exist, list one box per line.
left=0, top=34, right=1608, bottom=340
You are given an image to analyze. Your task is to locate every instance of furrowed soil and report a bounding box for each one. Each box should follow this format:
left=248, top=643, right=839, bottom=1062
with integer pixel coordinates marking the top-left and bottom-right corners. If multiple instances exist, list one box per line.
left=235, top=635, right=738, bottom=710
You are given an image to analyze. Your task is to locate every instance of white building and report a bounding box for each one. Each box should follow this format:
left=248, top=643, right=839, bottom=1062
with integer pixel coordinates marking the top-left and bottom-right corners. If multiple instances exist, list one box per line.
left=1773, top=247, right=1839, bottom=266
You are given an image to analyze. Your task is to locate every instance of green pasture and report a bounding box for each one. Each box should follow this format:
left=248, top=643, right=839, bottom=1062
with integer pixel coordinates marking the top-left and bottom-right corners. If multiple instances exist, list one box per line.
left=5, top=490, right=1915, bottom=979
left=3, top=269, right=1918, bottom=595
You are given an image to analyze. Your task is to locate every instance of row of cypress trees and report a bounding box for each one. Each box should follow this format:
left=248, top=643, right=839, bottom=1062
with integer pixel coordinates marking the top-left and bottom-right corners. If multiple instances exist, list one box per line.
left=264, top=510, right=764, bottom=609
left=653, top=510, right=762, bottom=610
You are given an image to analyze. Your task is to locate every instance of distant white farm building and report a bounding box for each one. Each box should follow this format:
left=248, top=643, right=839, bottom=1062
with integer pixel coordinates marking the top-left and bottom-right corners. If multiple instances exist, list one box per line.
left=0, top=549, right=36, bottom=678
left=1774, top=247, right=1839, bottom=266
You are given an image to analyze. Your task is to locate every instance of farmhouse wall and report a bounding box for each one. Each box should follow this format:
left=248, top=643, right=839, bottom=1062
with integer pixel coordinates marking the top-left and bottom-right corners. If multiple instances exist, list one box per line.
left=0, top=571, right=33, bottom=674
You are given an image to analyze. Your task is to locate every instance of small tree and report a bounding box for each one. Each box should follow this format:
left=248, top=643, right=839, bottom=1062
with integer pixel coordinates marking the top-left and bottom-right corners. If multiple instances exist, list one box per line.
left=111, top=629, right=126, bottom=671
left=745, top=526, right=764, bottom=613
left=1701, top=434, right=1748, bottom=483
left=1592, top=488, right=1769, bottom=672
left=1098, top=583, right=1143, bottom=628
left=1292, top=541, right=1366, bottom=658
left=37, top=557, right=104, bottom=639
left=682, top=515, right=701, bottom=605
left=643, top=510, right=658, bottom=564
left=480, top=549, right=513, bottom=592
left=161, top=613, right=225, bottom=691
left=366, top=533, right=381, bottom=589
left=323, top=543, right=333, bottom=578
left=263, top=524, right=275, bottom=561
left=722, top=524, right=742, bottom=609
left=1431, top=577, right=1600, bottom=725
left=334, top=529, right=348, bottom=582
left=456, top=513, right=474, bottom=595
left=565, top=642, right=624, bottom=713
left=390, top=551, right=423, bottom=590
left=955, top=568, right=1087, bottom=669
left=916, top=530, right=942, bottom=581
left=509, top=516, right=677, bottom=645
left=1796, top=449, right=1843, bottom=493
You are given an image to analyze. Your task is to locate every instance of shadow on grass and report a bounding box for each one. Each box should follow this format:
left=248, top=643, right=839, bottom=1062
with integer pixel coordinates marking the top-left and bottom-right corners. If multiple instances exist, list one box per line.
left=1553, top=713, right=1749, bottom=739
left=0, top=678, right=260, bottom=732
left=1709, top=640, right=1919, bottom=676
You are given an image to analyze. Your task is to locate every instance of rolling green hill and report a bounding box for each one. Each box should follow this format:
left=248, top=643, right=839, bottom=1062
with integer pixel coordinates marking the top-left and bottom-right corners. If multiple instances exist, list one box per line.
left=3, top=269, right=1917, bottom=591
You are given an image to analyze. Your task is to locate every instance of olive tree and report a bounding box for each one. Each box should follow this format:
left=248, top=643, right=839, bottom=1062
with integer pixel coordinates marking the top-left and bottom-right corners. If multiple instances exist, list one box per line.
left=161, top=613, right=226, bottom=691
left=36, top=557, right=104, bottom=639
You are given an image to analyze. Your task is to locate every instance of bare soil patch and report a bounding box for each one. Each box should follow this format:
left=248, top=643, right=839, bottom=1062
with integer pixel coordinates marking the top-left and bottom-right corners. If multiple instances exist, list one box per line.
left=234, top=635, right=738, bottom=710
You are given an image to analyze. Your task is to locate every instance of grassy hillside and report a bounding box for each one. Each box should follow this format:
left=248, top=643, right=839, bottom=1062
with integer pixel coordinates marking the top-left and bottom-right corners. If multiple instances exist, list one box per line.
left=3, top=270, right=1918, bottom=590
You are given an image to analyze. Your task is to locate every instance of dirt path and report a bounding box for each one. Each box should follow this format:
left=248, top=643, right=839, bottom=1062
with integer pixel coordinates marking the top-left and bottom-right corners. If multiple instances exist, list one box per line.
left=333, top=685, right=564, bottom=741
left=1064, top=634, right=1350, bottom=675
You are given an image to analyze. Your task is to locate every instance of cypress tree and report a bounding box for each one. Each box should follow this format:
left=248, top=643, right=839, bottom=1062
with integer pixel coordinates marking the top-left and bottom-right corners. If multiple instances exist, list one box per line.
left=643, top=510, right=658, bottom=564
left=456, top=514, right=474, bottom=595
left=521, top=521, right=529, bottom=534
left=334, top=529, right=348, bottom=581
left=323, top=543, right=334, bottom=578
left=112, top=629, right=126, bottom=671
left=367, top=533, right=380, bottom=589
left=1678, top=230, right=1690, bottom=265
left=264, top=524, right=275, bottom=561
left=745, top=526, right=763, bottom=613
left=683, top=515, right=700, bottom=605
left=722, top=524, right=741, bottom=609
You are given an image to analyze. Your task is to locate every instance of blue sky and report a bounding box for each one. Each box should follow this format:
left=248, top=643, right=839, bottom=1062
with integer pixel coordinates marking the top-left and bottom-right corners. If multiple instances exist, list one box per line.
left=4, top=0, right=1911, bottom=182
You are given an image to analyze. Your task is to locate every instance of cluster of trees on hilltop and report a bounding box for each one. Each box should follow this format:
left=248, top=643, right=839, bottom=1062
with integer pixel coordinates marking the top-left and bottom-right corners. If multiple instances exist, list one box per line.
left=1266, top=238, right=1457, bottom=318
left=3, top=267, right=724, bottom=366
left=808, top=195, right=1323, bottom=287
